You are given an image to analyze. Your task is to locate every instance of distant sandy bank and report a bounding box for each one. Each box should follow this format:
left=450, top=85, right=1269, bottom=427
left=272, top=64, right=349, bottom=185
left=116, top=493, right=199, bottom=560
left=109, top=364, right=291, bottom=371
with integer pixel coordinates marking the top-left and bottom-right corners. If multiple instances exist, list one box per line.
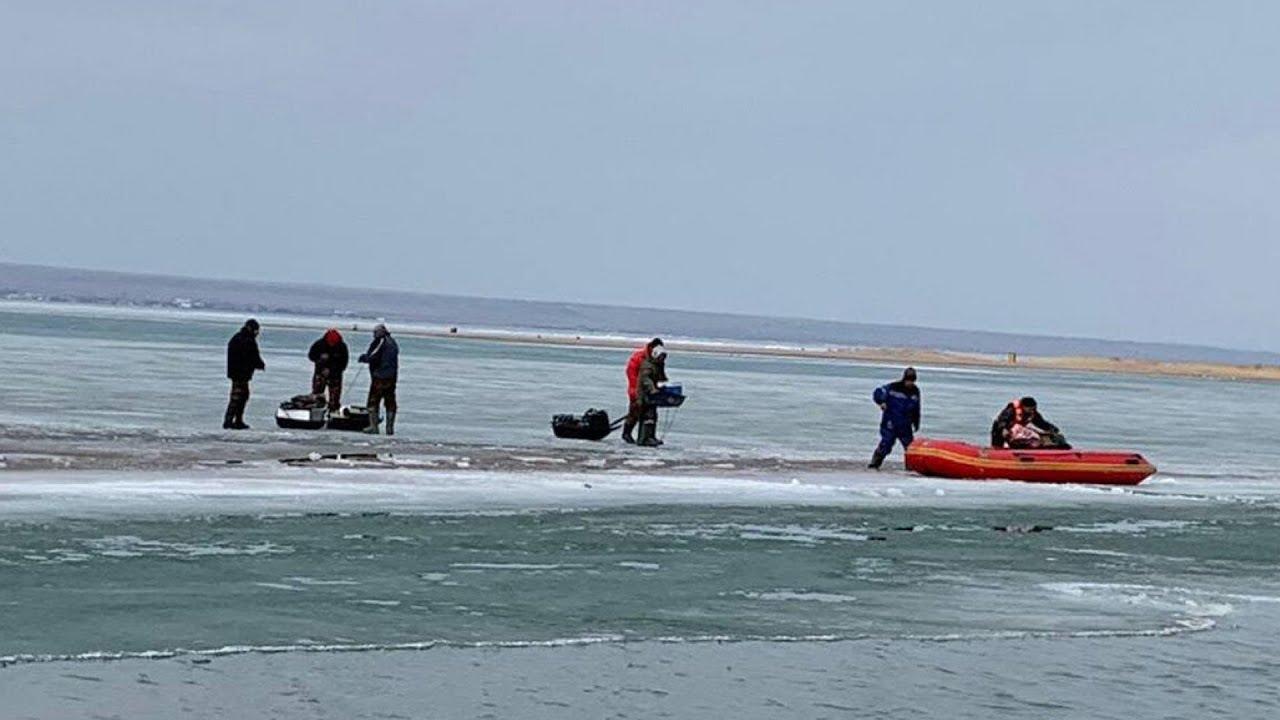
left=9, top=300, right=1278, bottom=382
left=337, top=323, right=1280, bottom=383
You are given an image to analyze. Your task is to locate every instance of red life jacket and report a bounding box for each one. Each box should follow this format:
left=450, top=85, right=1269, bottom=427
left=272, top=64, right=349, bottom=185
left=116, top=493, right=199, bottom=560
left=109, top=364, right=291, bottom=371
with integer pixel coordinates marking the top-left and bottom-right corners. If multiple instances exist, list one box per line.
left=626, top=348, right=647, bottom=399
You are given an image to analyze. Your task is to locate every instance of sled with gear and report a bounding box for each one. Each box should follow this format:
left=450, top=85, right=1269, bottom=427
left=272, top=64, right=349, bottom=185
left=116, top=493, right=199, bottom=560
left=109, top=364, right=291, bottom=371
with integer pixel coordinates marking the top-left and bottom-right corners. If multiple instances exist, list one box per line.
left=275, top=394, right=380, bottom=433
left=274, top=395, right=328, bottom=430
left=549, top=385, right=687, bottom=442
left=326, top=404, right=380, bottom=432
left=547, top=407, right=616, bottom=440
left=551, top=409, right=619, bottom=441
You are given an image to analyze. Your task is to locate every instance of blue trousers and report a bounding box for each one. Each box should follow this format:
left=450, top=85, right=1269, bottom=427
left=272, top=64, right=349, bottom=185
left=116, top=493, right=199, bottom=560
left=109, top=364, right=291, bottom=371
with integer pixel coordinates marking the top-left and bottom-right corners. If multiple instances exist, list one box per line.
left=875, top=423, right=915, bottom=457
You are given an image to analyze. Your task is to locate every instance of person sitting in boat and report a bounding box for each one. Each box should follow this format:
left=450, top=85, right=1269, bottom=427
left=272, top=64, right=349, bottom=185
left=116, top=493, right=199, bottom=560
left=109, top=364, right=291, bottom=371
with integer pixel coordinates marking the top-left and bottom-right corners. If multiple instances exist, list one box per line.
left=308, top=329, right=349, bottom=412
left=990, top=397, right=1070, bottom=449
left=635, top=345, right=669, bottom=447
left=622, top=337, right=664, bottom=444
left=868, top=367, right=921, bottom=469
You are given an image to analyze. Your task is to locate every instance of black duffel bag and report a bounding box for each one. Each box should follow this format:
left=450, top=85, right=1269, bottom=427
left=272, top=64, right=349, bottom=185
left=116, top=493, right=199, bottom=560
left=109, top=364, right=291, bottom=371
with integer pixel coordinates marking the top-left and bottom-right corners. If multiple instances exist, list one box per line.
left=551, top=408, right=614, bottom=441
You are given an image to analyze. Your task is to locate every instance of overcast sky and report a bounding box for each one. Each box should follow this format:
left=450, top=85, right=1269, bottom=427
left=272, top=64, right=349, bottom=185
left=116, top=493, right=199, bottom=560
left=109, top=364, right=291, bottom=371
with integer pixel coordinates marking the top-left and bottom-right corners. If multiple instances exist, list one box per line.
left=3, top=2, right=1278, bottom=350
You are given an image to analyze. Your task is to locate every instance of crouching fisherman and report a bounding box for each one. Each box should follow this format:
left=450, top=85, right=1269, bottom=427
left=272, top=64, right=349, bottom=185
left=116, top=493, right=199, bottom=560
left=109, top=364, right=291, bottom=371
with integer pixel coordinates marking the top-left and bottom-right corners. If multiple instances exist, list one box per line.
left=308, top=329, right=349, bottom=412
left=635, top=345, right=669, bottom=447
left=990, top=397, right=1069, bottom=449
left=224, top=319, right=265, bottom=430
left=868, top=367, right=920, bottom=469
left=358, top=324, right=399, bottom=435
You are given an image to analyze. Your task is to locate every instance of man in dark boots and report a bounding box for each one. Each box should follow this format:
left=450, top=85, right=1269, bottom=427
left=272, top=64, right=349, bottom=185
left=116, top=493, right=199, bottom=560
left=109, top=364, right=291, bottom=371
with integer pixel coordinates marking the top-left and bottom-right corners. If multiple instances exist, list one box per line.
left=635, top=345, right=668, bottom=447
left=622, top=338, right=663, bottom=444
left=868, top=367, right=920, bottom=469
left=358, top=324, right=400, bottom=435
left=224, top=319, right=266, bottom=430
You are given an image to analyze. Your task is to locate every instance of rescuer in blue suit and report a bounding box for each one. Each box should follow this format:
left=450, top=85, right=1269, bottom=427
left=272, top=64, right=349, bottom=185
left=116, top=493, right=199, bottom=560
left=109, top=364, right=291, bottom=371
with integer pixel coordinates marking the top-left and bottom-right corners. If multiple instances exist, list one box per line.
left=869, top=367, right=921, bottom=469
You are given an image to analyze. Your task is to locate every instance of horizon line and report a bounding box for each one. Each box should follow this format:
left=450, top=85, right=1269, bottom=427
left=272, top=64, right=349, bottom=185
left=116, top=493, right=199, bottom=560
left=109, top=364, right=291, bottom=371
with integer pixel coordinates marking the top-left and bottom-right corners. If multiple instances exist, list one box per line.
left=0, top=260, right=1271, bottom=358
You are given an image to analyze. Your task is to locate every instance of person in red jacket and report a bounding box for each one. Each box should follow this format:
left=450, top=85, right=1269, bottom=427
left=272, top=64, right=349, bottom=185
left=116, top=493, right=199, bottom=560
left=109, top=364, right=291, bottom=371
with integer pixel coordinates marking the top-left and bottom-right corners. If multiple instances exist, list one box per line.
left=622, top=337, right=664, bottom=444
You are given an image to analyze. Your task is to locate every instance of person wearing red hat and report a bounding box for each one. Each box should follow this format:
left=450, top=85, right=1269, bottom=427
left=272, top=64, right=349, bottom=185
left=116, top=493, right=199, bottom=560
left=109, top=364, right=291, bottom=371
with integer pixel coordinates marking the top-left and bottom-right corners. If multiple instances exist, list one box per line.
left=308, top=329, right=350, bottom=412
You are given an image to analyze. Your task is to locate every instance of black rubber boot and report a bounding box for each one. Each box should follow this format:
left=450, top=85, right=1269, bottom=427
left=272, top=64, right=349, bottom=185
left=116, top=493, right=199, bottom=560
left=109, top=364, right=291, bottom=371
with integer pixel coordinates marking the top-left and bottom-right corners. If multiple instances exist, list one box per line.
left=385, top=412, right=396, bottom=436
left=637, top=421, right=660, bottom=447
left=364, top=407, right=380, bottom=434
left=229, top=403, right=250, bottom=430
left=868, top=449, right=887, bottom=470
left=222, top=406, right=236, bottom=430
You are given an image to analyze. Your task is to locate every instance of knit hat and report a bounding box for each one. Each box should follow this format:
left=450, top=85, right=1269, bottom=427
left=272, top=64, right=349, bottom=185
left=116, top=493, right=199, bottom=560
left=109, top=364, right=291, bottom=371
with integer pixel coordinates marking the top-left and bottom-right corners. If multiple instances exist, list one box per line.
left=373, top=323, right=388, bottom=338
left=324, top=329, right=342, bottom=345
left=244, top=318, right=260, bottom=332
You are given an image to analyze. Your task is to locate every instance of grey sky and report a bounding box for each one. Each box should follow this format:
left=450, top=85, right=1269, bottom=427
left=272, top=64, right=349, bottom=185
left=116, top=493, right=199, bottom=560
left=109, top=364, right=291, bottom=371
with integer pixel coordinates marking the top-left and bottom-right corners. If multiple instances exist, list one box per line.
left=3, top=2, right=1278, bottom=350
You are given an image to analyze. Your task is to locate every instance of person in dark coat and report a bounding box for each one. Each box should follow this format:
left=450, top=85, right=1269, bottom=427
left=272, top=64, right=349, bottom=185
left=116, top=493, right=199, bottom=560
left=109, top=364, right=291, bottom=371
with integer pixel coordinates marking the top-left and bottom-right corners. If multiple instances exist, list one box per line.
left=622, top=338, right=664, bottom=444
left=990, top=397, right=1069, bottom=449
left=224, top=319, right=266, bottom=429
left=634, top=345, right=668, bottom=447
left=308, top=329, right=349, bottom=412
left=868, top=367, right=920, bottom=469
left=358, top=323, right=400, bottom=435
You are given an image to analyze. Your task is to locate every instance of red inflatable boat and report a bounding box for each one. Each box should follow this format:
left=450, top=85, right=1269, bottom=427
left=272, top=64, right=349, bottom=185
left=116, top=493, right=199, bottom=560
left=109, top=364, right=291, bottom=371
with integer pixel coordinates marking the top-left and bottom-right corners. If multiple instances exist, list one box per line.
left=904, top=438, right=1156, bottom=486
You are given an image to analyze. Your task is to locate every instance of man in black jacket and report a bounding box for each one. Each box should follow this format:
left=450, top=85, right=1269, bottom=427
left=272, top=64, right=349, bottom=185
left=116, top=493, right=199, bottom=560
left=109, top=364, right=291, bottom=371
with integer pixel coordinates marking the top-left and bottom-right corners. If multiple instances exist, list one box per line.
left=224, top=319, right=266, bottom=430
left=308, top=329, right=349, bottom=412
left=358, top=324, right=400, bottom=435
left=990, top=397, right=1069, bottom=449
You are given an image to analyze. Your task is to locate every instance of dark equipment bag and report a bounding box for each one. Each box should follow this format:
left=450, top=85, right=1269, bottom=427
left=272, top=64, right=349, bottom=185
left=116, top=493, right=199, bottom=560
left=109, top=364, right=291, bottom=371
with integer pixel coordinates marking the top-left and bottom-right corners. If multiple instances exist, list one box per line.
left=551, top=408, right=615, bottom=441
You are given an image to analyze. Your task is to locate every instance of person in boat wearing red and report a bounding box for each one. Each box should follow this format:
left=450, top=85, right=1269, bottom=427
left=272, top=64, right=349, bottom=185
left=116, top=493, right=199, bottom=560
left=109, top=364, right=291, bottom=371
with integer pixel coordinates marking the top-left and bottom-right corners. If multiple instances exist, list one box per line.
left=622, top=337, right=664, bottom=444
left=990, top=397, right=1070, bottom=449
left=868, top=367, right=920, bottom=469
left=307, top=329, right=349, bottom=412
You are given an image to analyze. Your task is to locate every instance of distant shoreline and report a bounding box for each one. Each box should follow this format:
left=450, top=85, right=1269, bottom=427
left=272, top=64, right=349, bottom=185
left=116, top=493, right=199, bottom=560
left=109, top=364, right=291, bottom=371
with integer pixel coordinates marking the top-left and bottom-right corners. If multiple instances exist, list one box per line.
left=7, top=299, right=1280, bottom=382
left=394, top=326, right=1280, bottom=382
left=209, top=312, right=1280, bottom=383
left=7, top=262, right=1280, bottom=367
